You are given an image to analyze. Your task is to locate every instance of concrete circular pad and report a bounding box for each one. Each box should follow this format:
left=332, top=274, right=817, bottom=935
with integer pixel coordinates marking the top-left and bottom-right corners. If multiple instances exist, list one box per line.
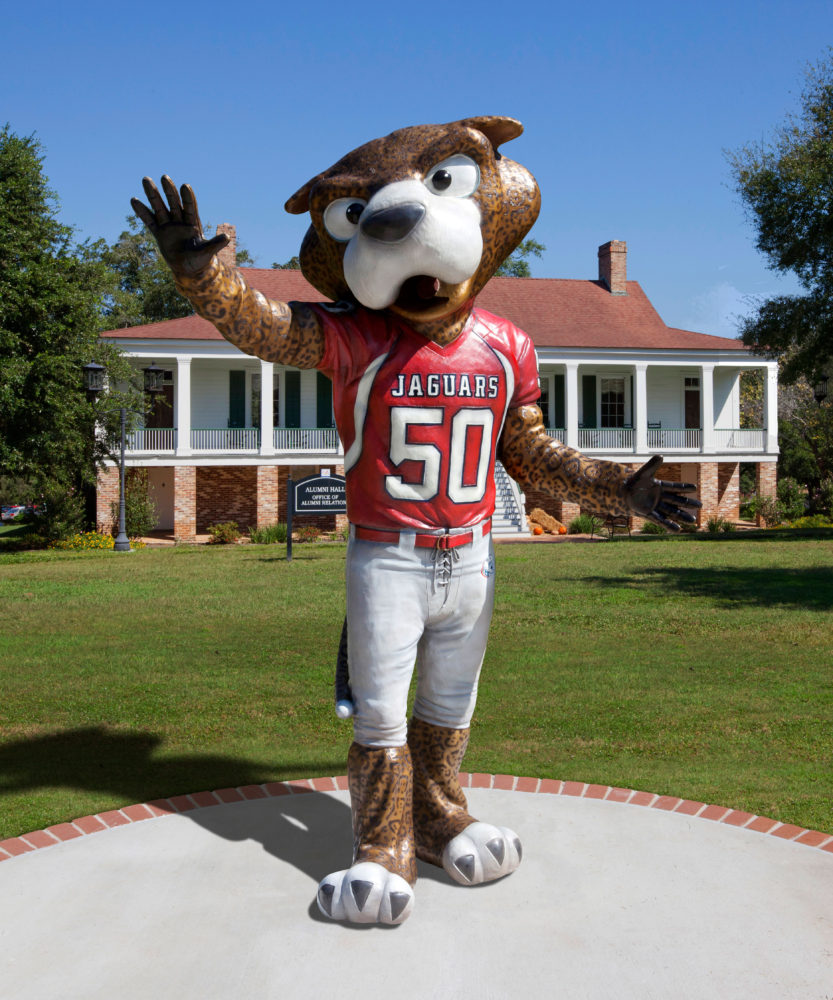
left=1, top=777, right=832, bottom=999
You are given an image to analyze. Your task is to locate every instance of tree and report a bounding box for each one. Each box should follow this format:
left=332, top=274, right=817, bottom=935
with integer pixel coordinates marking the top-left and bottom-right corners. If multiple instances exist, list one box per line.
left=95, top=217, right=195, bottom=328
left=272, top=255, right=301, bottom=270
left=97, top=219, right=255, bottom=329
left=0, top=125, right=136, bottom=518
left=729, top=52, right=833, bottom=383
left=494, top=238, right=546, bottom=277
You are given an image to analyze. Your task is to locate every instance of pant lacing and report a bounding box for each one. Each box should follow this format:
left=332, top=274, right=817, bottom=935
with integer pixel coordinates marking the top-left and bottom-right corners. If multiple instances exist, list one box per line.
left=431, top=545, right=460, bottom=592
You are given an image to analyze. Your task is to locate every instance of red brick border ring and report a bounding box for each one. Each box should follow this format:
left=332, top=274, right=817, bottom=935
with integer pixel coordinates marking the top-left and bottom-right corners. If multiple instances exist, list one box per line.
left=2, top=773, right=832, bottom=860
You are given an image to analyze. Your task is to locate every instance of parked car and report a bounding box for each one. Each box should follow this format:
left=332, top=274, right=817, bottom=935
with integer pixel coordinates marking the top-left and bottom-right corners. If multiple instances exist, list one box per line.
left=1, top=504, right=27, bottom=522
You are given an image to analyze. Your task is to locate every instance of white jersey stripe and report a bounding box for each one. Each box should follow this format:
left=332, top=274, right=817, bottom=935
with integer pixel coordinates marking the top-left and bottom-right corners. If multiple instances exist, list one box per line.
left=344, top=351, right=390, bottom=474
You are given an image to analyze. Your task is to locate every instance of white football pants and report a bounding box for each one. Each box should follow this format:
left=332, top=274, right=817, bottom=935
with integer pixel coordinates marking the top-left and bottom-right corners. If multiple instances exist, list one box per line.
left=345, top=525, right=496, bottom=747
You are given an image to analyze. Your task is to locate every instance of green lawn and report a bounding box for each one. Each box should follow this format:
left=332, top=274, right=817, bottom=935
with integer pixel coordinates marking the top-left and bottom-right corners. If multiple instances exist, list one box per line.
left=1, top=532, right=831, bottom=840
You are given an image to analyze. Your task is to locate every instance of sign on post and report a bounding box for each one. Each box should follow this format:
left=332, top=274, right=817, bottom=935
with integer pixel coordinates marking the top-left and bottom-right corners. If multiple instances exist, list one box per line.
left=286, top=472, right=347, bottom=561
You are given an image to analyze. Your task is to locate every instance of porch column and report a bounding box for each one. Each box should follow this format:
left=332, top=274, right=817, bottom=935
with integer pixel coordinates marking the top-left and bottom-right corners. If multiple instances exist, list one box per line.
left=634, top=363, right=648, bottom=453
left=173, top=465, right=197, bottom=540
left=259, top=360, right=275, bottom=456
left=565, top=362, right=579, bottom=449
left=700, top=363, right=715, bottom=453
left=764, top=363, right=779, bottom=453
left=175, top=356, right=192, bottom=457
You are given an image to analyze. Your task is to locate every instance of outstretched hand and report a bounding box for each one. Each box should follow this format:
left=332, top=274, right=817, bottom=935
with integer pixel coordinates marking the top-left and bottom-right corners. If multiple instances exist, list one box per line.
left=624, top=455, right=701, bottom=531
left=131, top=176, right=228, bottom=277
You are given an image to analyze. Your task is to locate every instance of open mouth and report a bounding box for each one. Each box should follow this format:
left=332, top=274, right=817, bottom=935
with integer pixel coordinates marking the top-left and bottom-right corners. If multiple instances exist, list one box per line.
left=394, top=275, right=449, bottom=313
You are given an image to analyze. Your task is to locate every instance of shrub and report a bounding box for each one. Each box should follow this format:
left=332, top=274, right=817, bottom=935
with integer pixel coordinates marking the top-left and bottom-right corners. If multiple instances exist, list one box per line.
left=35, top=481, right=86, bottom=542
left=567, top=514, right=603, bottom=535
left=776, top=476, right=806, bottom=521
left=640, top=520, right=667, bottom=535
left=110, top=469, right=157, bottom=539
left=248, top=522, right=288, bottom=544
left=813, top=478, right=833, bottom=517
left=787, top=514, right=833, bottom=529
left=207, top=521, right=241, bottom=544
left=49, top=531, right=114, bottom=551
left=295, top=524, right=322, bottom=542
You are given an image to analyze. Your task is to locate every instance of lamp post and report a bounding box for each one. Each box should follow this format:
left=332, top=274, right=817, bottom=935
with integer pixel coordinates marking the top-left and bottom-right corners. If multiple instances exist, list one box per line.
left=83, top=362, right=163, bottom=552
left=813, top=374, right=829, bottom=406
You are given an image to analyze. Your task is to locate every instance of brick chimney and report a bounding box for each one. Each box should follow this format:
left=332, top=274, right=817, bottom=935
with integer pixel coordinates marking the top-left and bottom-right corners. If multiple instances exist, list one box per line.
left=598, top=240, right=627, bottom=294
left=215, top=223, right=237, bottom=268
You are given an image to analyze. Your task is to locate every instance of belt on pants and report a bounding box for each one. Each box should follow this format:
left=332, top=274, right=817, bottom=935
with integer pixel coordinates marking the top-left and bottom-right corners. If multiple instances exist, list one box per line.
left=353, top=519, right=491, bottom=550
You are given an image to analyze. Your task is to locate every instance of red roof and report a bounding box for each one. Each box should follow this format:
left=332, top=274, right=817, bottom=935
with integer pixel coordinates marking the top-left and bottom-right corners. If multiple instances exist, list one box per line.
left=104, top=269, right=746, bottom=352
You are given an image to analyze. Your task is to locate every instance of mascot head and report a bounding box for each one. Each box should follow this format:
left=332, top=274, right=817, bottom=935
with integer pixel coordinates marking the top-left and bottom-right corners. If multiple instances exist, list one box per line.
left=285, top=116, right=540, bottom=327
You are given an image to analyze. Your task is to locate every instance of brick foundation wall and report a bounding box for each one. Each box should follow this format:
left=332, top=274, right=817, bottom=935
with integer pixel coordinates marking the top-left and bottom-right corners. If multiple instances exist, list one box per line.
left=196, top=467, right=258, bottom=532
left=696, top=463, right=718, bottom=525
left=96, top=467, right=120, bottom=534
left=717, top=462, right=740, bottom=520
left=755, top=462, right=777, bottom=526
left=174, top=466, right=197, bottom=540
left=256, top=466, right=280, bottom=527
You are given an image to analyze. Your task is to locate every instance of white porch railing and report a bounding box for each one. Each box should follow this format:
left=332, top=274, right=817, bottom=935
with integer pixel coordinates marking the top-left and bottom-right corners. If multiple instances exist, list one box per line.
left=578, top=427, right=635, bottom=450
left=125, top=428, right=176, bottom=452
left=273, top=427, right=341, bottom=452
left=712, top=428, right=767, bottom=451
left=647, top=428, right=702, bottom=450
left=191, top=428, right=260, bottom=450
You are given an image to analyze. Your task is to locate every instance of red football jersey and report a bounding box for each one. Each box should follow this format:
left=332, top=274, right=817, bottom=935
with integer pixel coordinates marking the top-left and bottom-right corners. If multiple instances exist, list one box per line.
left=315, top=304, right=540, bottom=531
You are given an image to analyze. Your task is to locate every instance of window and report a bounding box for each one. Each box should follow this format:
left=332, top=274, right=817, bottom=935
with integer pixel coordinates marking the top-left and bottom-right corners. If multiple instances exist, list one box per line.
left=538, top=376, right=551, bottom=426
left=600, top=377, right=625, bottom=428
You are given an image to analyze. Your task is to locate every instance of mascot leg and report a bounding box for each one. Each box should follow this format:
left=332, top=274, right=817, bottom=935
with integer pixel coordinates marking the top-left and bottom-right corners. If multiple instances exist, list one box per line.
left=409, top=717, right=522, bottom=886
left=316, top=742, right=416, bottom=925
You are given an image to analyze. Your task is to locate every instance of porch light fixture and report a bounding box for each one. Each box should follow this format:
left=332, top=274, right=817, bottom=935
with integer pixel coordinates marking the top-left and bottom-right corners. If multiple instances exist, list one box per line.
left=143, top=362, right=165, bottom=394
left=82, top=361, right=106, bottom=399
left=813, top=373, right=829, bottom=405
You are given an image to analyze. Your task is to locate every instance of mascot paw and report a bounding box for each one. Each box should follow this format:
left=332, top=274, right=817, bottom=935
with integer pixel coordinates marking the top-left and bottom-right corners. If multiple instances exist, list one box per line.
left=316, top=861, right=414, bottom=925
left=442, top=822, right=522, bottom=886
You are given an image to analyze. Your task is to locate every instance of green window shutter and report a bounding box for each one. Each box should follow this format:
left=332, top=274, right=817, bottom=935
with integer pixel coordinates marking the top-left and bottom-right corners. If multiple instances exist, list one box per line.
left=582, top=374, right=596, bottom=427
left=228, top=370, right=246, bottom=428
left=285, top=370, right=301, bottom=428
left=316, top=372, right=333, bottom=428
left=554, top=373, right=565, bottom=429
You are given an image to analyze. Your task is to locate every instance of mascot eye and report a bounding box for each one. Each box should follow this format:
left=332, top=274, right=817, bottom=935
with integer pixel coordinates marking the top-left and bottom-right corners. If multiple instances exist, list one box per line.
left=323, top=198, right=368, bottom=241
left=425, top=155, right=480, bottom=197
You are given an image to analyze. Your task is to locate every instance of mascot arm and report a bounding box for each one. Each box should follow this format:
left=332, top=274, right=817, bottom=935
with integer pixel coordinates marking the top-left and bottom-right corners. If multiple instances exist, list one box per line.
left=498, top=405, right=701, bottom=529
left=131, top=176, right=324, bottom=368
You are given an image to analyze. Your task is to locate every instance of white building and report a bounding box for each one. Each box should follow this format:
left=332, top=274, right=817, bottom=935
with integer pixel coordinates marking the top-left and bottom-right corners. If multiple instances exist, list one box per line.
left=98, top=239, right=777, bottom=537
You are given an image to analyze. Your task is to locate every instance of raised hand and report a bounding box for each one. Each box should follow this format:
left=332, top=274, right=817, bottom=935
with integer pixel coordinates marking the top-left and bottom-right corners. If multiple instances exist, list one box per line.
left=130, top=176, right=228, bottom=277
left=624, top=455, right=701, bottom=531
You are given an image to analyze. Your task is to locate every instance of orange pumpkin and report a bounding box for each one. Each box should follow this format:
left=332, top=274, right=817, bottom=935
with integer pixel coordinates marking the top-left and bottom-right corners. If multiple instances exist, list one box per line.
left=533, top=525, right=544, bottom=535
left=558, top=525, right=567, bottom=535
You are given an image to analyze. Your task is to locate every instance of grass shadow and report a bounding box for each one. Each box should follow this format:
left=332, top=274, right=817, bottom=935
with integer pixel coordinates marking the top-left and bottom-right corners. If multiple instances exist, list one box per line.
left=583, top=565, right=833, bottom=610
left=0, top=726, right=343, bottom=812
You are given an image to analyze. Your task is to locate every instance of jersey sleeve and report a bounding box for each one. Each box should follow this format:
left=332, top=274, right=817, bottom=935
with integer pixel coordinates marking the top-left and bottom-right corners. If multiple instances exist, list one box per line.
left=509, top=325, right=541, bottom=409
left=311, top=303, right=377, bottom=381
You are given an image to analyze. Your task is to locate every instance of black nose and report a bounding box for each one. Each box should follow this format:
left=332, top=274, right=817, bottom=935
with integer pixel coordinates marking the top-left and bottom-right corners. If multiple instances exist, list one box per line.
left=360, top=203, right=425, bottom=243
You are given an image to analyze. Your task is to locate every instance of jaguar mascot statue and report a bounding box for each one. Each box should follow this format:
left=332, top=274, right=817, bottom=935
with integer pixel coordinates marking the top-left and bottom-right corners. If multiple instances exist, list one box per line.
left=133, top=116, right=699, bottom=925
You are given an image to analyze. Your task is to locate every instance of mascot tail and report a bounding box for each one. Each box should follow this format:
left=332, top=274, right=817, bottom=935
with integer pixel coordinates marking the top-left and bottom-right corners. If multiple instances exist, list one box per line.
left=335, top=617, right=354, bottom=718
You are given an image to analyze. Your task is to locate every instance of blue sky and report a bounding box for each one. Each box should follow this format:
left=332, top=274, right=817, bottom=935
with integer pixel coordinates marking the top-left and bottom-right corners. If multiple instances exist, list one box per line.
left=3, top=0, right=831, bottom=338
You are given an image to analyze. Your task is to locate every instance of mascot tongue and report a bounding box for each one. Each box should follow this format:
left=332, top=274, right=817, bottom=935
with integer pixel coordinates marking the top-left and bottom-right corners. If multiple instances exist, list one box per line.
left=416, top=276, right=441, bottom=299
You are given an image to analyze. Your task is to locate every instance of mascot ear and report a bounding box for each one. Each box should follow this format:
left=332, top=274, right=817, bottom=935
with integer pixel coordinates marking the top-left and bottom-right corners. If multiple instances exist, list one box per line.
left=457, top=116, right=524, bottom=152
left=285, top=178, right=316, bottom=215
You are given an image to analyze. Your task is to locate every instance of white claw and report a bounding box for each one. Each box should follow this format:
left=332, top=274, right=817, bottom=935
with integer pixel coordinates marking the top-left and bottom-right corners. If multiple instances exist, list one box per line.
left=317, top=861, right=414, bottom=924
left=442, top=822, right=522, bottom=886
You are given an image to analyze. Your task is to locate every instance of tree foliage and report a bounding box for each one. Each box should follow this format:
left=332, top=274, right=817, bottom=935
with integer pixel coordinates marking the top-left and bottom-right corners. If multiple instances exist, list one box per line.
left=96, top=217, right=195, bottom=328
left=729, top=52, right=833, bottom=382
left=97, top=218, right=256, bottom=329
left=494, top=238, right=546, bottom=277
left=0, top=125, right=136, bottom=502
